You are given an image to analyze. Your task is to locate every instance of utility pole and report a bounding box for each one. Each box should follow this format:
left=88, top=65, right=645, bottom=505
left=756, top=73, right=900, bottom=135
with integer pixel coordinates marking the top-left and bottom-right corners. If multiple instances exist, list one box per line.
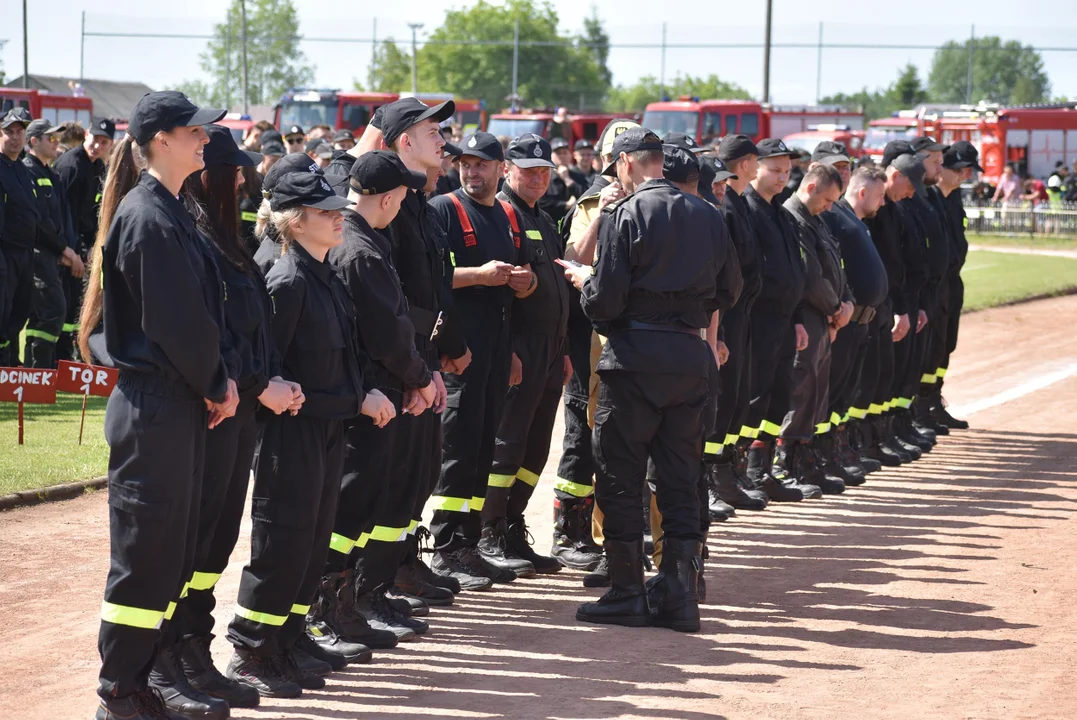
left=370, top=18, right=377, bottom=89
left=240, top=0, right=249, bottom=113
left=966, top=24, right=975, bottom=105
left=815, top=22, right=823, bottom=104
left=408, top=22, right=423, bottom=95
left=80, top=11, right=85, bottom=83
left=659, top=23, right=667, bottom=100
left=762, top=0, right=773, bottom=104
left=511, top=17, right=519, bottom=111
left=22, top=0, right=29, bottom=88
left=225, top=27, right=232, bottom=110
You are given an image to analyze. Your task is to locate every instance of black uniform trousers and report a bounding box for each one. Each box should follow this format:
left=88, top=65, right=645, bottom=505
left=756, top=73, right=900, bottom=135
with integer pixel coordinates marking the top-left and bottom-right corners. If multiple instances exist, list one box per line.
left=431, top=306, right=512, bottom=550
left=483, top=334, right=565, bottom=523
left=780, top=311, right=831, bottom=442
left=940, top=273, right=964, bottom=392
left=326, top=391, right=410, bottom=595
left=0, top=244, right=33, bottom=365
left=177, top=398, right=261, bottom=640
left=892, top=304, right=926, bottom=410
left=555, top=297, right=596, bottom=499
left=857, top=301, right=895, bottom=417
left=746, top=305, right=797, bottom=440
left=227, top=413, right=344, bottom=657
left=920, top=277, right=952, bottom=398
left=97, top=374, right=207, bottom=700
left=705, top=294, right=756, bottom=457
left=24, top=249, right=67, bottom=368
left=827, top=322, right=870, bottom=424
left=593, top=370, right=708, bottom=544
left=57, top=257, right=87, bottom=363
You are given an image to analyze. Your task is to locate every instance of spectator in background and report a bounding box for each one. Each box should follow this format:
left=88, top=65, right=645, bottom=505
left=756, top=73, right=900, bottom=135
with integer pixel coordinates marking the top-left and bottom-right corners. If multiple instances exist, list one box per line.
left=992, top=164, right=1021, bottom=204
left=305, top=139, right=334, bottom=169
left=1020, top=176, right=1048, bottom=205
left=333, top=129, right=356, bottom=152
left=308, top=124, right=334, bottom=142
left=242, top=120, right=274, bottom=151
left=59, top=122, right=85, bottom=154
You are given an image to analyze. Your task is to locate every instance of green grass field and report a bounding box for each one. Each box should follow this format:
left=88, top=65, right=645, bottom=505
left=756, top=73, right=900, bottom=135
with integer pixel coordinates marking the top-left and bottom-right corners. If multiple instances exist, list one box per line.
left=961, top=250, right=1077, bottom=312
left=967, top=233, right=1077, bottom=251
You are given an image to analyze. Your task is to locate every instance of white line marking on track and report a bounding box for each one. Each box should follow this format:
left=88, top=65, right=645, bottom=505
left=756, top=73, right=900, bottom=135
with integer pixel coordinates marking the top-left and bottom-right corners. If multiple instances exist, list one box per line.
left=948, top=361, right=1077, bottom=417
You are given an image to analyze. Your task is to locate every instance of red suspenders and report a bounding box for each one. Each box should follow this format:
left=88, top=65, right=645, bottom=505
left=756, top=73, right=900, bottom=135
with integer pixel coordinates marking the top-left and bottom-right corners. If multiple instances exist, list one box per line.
left=446, top=192, right=522, bottom=250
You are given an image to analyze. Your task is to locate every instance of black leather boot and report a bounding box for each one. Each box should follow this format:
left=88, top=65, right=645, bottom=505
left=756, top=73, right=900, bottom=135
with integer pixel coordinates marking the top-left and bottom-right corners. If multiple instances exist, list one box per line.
left=711, top=451, right=767, bottom=511
left=770, top=440, right=822, bottom=500
left=319, top=571, right=399, bottom=650
left=551, top=496, right=603, bottom=570
left=148, top=643, right=230, bottom=719
left=800, top=438, right=846, bottom=495
left=652, top=538, right=702, bottom=633
left=181, top=634, right=260, bottom=707
left=478, top=519, right=537, bottom=578
left=576, top=539, right=651, bottom=627
left=506, top=516, right=563, bottom=574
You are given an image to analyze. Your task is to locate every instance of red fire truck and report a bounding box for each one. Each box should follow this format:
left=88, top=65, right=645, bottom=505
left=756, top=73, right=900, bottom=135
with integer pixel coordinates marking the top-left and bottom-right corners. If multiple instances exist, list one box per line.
left=782, top=124, right=866, bottom=158
left=405, top=93, right=486, bottom=133
left=486, top=110, right=620, bottom=149
left=275, top=89, right=400, bottom=134
left=0, top=88, right=94, bottom=127
left=641, top=98, right=863, bottom=145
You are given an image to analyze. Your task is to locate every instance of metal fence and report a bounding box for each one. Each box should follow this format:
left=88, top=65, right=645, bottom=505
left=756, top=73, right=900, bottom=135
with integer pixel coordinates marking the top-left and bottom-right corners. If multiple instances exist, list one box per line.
left=962, top=199, right=1077, bottom=236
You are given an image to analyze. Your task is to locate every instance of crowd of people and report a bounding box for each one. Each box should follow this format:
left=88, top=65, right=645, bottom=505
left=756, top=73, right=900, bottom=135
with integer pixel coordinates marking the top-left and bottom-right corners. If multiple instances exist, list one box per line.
left=0, top=90, right=977, bottom=720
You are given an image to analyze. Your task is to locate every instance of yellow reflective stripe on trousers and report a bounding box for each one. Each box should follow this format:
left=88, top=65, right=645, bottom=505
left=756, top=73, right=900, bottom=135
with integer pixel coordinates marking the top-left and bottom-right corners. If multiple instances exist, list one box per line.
left=62, top=322, right=80, bottom=333
left=164, top=601, right=177, bottom=620
left=893, top=397, right=913, bottom=409
left=936, top=367, right=947, bottom=378
left=758, top=420, right=782, bottom=437
left=291, top=603, right=310, bottom=615
left=470, top=496, right=485, bottom=511
left=815, top=422, right=831, bottom=434
left=704, top=441, right=723, bottom=455
left=330, top=532, right=358, bottom=555
left=234, top=605, right=289, bottom=626
left=921, top=372, right=937, bottom=384
left=488, top=473, right=516, bottom=488
left=428, top=495, right=471, bottom=512
left=100, top=601, right=165, bottom=629
left=849, top=406, right=867, bottom=419
left=406, top=519, right=419, bottom=534
left=723, top=433, right=740, bottom=446
left=241, top=211, right=258, bottom=223
left=367, top=524, right=410, bottom=543
left=830, top=412, right=842, bottom=426
left=24, top=328, right=59, bottom=343
left=188, top=571, right=221, bottom=591
left=867, top=403, right=883, bottom=415
left=739, top=424, right=760, bottom=439
left=554, top=477, right=594, bottom=498
left=516, top=468, right=540, bottom=487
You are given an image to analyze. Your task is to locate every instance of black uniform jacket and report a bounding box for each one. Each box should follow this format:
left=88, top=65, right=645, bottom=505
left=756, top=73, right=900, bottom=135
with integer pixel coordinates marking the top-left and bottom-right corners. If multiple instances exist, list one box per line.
left=722, top=187, right=762, bottom=306
left=865, top=196, right=924, bottom=316
left=823, top=199, right=889, bottom=309
left=744, top=184, right=806, bottom=318
left=784, top=194, right=847, bottom=319
left=902, top=189, right=950, bottom=315
left=386, top=188, right=466, bottom=365
left=581, top=178, right=729, bottom=379
left=325, top=151, right=357, bottom=198
left=265, top=240, right=365, bottom=421
left=935, top=187, right=968, bottom=274
left=539, top=174, right=577, bottom=226
left=497, top=184, right=570, bottom=339
left=92, top=172, right=229, bottom=403
left=330, top=209, right=432, bottom=393
left=53, top=144, right=105, bottom=251
left=0, top=152, right=40, bottom=249
left=23, top=153, right=75, bottom=256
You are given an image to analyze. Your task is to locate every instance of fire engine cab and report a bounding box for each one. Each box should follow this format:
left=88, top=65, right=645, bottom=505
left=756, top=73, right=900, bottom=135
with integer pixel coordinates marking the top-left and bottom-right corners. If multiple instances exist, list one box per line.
left=642, top=97, right=863, bottom=145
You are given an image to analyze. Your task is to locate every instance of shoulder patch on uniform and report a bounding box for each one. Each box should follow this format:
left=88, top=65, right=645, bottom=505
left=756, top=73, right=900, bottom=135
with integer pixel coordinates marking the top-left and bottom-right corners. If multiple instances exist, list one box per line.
left=601, top=196, right=628, bottom=213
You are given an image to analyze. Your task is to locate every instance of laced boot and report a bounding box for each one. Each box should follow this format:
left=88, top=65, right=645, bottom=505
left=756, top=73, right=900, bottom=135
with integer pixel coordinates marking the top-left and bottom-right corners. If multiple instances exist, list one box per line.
left=478, top=519, right=536, bottom=578
left=317, top=571, right=399, bottom=650
left=733, top=443, right=770, bottom=508
left=711, top=450, right=767, bottom=511
left=931, top=392, right=968, bottom=430
left=651, top=538, right=703, bottom=633
left=148, top=643, right=229, bottom=719
left=95, top=687, right=184, bottom=720
left=301, top=622, right=371, bottom=667
left=506, top=516, right=562, bottom=573
left=876, top=416, right=912, bottom=464
left=550, top=496, right=603, bottom=570
left=769, top=440, right=822, bottom=500
left=576, top=539, right=651, bottom=627
left=181, top=634, right=260, bottom=708
left=912, top=398, right=943, bottom=439
left=833, top=425, right=867, bottom=485
left=404, top=529, right=460, bottom=595
left=279, top=649, right=325, bottom=691
left=750, top=440, right=807, bottom=501
left=797, top=440, right=845, bottom=495
left=430, top=546, right=499, bottom=590
left=851, top=419, right=883, bottom=471
left=891, top=412, right=926, bottom=458
left=224, top=648, right=301, bottom=699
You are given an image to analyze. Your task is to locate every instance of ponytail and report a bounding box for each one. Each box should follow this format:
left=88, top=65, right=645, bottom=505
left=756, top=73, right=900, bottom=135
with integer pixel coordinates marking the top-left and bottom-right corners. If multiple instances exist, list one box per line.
left=254, top=198, right=303, bottom=256
left=79, top=135, right=148, bottom=362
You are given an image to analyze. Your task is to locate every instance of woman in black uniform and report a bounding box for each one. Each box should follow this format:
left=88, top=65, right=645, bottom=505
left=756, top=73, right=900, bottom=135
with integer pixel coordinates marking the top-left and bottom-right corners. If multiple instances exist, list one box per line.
left=80, top=92, right=238, bottom=720
left=225, top=161, right=395, bottom=699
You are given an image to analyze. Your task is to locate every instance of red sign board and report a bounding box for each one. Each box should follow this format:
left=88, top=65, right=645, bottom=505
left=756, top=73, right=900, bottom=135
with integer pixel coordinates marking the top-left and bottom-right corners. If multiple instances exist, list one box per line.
left=0, top=367, right=58, bottom=404
left=57, top=361, right=119, bottom=398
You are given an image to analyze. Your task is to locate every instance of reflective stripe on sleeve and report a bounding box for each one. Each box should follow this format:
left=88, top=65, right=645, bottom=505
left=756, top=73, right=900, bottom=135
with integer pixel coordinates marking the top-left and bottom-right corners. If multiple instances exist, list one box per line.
left=240, top=211, right=258, bottom=223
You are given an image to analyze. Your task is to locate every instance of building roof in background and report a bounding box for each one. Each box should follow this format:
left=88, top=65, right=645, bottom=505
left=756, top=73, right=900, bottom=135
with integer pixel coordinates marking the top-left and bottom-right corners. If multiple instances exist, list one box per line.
left=4, top=74, right=154, bottom=121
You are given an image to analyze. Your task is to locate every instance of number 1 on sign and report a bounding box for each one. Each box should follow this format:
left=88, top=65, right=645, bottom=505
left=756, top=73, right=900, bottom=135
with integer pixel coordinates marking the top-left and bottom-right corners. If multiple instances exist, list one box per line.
left=14, top=386, right=23, bottom=402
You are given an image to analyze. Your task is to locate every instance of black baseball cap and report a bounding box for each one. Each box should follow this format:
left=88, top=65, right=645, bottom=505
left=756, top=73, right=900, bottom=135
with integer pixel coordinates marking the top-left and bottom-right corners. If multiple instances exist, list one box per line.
left=370, top=106, right=384, bottom=130
left=664, top=132, right=706, bottom=154
left=333, top=129, right=355, bottom=143
left=703, top=155, right=737, bottom=183
left=263, top=153, right=324, bottom=191
left=601, top=127, right=663, bottom=176
left=260, top=138, right=286, bottom=157
left=811, top=140, right=851, bottom=165
left=89, top=117, right=116, bottom=138
left=662, top=145, right=699, bottom=183
left=506, top=133, right=555, bottom=169
left=573, top=138, right=593, bottom=151
left=263, top=155, right=351, bottom=212
left=127, top=91, right=225, bottom=145
left=697, top=158, right=719, bottom=204
left=881, top=140, right=915, bottom=168
left=304, top=138, right=325, bottom=154
left=460, top=132, right=504, bottom=162
left=550, top=137, right=569, bottom=151
left=348, top=150, right=428, bottom=196
left=26, top=118, right=64, bottom=140
left=203, top=124, right=261, bottom=167
left=284, top=125, right=305, bottom=139
left=1, top=107, right=32, bottom=129
left=443, top=141, right=462, bottom=158
left=596, top=118, right=641, bottom=157
left=891, top=153, right=927, bottom=195
left=911, top=136, right=947, bottom=153
left=943, top=141, right=983, bottom=172
left=717, top=134, right=759, bottom=164
left=756, top=138, right=798, bottom=158
left=379, top=98, right=455, bottom=148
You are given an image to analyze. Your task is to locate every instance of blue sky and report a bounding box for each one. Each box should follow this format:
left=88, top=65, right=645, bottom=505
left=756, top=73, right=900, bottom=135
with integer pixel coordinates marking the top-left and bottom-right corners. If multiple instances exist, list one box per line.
left=3, top=0, right=1076, bottom=107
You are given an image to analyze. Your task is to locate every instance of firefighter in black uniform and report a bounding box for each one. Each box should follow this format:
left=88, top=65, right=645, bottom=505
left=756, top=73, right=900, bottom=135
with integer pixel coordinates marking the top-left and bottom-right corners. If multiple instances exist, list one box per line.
left=226, top=163, right=393, bottom=699
left=776, top=164, right=851, bottom=495
left=243, top=134, right=285, bottom=261
left=22, top=118, right=82, bottom=368
left=482, top=134, right=570, bottom=575
left=320, top=151, right=441, bottom=646
left=0, top=107, right=40, bottom=366
left=564, top=128, right=729, bottom=633
left=428, top=131, right=538, bottom=585
left=82, top=92, right=238, bottom=720
left=742, top=138, right=819, bottom=502
left=54, top=116, right=113, bottom=362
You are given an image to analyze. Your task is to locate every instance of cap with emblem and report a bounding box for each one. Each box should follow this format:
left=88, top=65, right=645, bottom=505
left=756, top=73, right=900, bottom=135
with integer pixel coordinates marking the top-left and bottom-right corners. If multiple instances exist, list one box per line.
left=202, top=124, right=261, bottom=167
left=664, top=132, right=706, bottom=154
left=550, top=137, right=569, bottom=151
left=1, top=107, right=33, bottom=129
left=811, top=140, right=851, bottom=165
left=263, top=164, right=352, bottom=212
left=348, top=150, right=428, bottom=196
left=379, top=97, right=455, bottom=148
left=717, top=134, right=759, bottom=164
left=601, top=127, right=663, bottom=176
left=596, top=118, right=642, bottom=157
left=891, top=153, right=927, bottom=195
left=285, top=125, right=305, bottom=139
left=662, top=145, right=699, bottom=183
left=126, top=91, right=225, bottom=145
left=26, top=118, right=65, bottom=140
left=89, top=117, right=116, bottom=138
left=506, top=133, right=555, bottom=169
left=263, top=153, right=324, bottom=191
left=333, top=129, right=355, bottom=143
left=703, top=155, right=737, bottom=183
left=573, top=138, right=593, bottom=151
left=910, top=136, right=947, bottom=154
left=881, top=140, right=915, bottom=168
left=943, top=140, right=983, bottom=172
left=756, top=138, right=797, bottom=159
left=459, top=132, right=505, bottom=162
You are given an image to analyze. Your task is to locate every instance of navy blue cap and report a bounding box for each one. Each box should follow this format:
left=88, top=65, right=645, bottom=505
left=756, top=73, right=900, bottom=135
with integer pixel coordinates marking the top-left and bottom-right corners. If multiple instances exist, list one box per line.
left=203, top=124, right=261, bottom=167
left=127, top=91, right=225, bottom=145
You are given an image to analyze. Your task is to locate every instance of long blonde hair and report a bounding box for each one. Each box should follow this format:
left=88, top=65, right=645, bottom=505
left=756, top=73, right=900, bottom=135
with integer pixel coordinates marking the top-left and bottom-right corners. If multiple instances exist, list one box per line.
left=255, top=199, right=304, bottom=255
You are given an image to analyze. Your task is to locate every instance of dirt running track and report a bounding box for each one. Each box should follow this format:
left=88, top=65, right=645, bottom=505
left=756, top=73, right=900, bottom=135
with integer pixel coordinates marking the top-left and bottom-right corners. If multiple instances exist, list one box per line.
left=3, top=296, right=1077, bottom=720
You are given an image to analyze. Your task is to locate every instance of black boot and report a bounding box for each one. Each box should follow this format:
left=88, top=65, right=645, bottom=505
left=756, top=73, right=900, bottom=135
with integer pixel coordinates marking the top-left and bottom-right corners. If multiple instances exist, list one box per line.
left=25, top=337, right=56, bottom=369
left=899, top=408, right=934, bottom=451
left=404, top=529, right=461, bottom=595
left=225, top=648, right=301, bottom=699
left=698, top=544, right=708, bottom=604
left=582, top=552, right=610, bottom=588
left=301, top=623, right=371, bottom=666
left=354, top=587, right=421, bottom=642
left=95, top=688, right=178, bottom=720
left=385, top=587, right=429, bottom=617
left=280, top=649, right=326, bottom=690
left=931, top=393, right=968, bottom=430
left=851, top=419, right=883, bottom=472
left=733, top=443, right=770, bottom=508
left=876, top=416, right=912, bottom=464
left=912, top=398, right=943, bottom=439
left=430, top=546, right=499, bottom=590
left=148, top=643, right=229, bottom=719
left=318, top=571, right=399, bottom=649
left=181, top=634, right=260, bottom=708
left=891, top=412, right=926, bottom=458
left=576, top=539, right=651, bottom=627
left=768, top=440, right=822, bottom=501
left=478, top=520, right=537, bottom=578
left=506, top=516, right=563, bottom=574
left=551, top=496, right=603, bottom=570
left=707, top=491, right=734, bottom=522
left=652, top=538, right=702, bottom=633
left=711, top=451, right=767, bottom=511
left=798, top=440, right=845, bottom=495
left=394, top=562, right=455, bottom=607
left=833, top=425, right=868, bottom=485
